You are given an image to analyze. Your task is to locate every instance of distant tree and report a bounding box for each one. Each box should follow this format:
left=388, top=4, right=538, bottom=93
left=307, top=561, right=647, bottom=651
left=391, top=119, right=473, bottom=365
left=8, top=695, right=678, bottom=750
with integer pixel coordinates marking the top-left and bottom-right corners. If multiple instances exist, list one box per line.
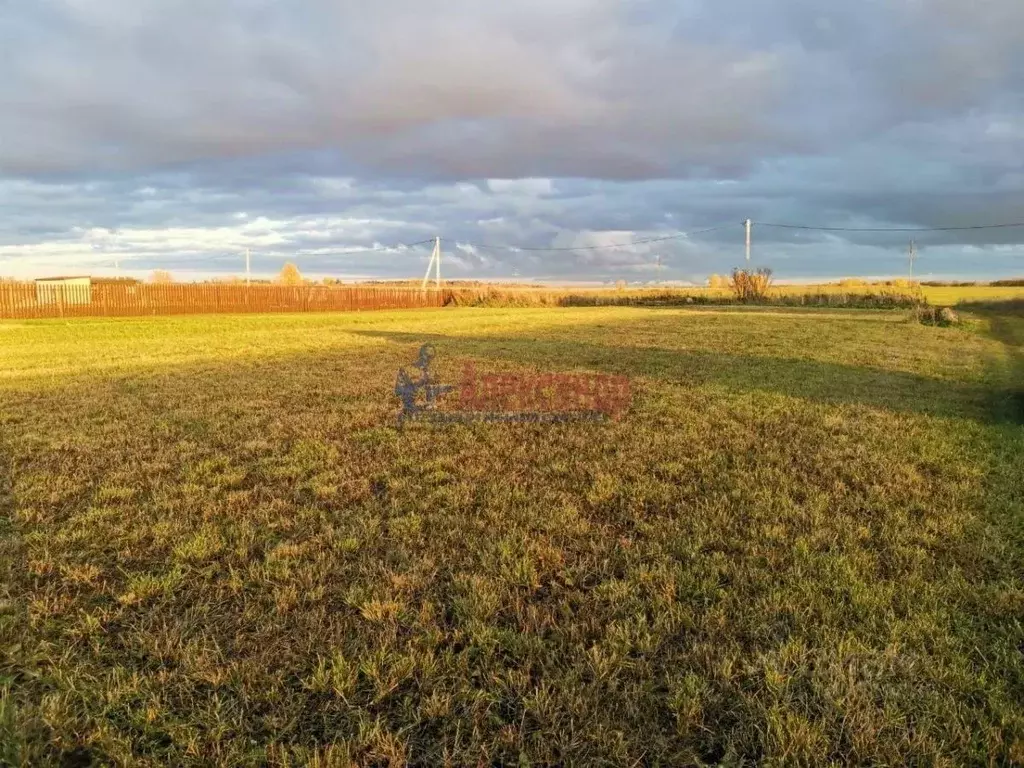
left=276, top=262, right=303, bottom=286
left=707, top=274, right=729, bottom=291
left=150, top=270, right=174, bottom=284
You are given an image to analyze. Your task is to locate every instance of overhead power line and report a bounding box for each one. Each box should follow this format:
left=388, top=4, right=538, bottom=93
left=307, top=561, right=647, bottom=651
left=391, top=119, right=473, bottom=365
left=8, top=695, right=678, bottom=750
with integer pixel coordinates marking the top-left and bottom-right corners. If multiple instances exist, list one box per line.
left=456, top=224, right=736, bottom=252
left=754, top=221, right=1024, bottom=233
left=317, top=238, right=438, bottom=256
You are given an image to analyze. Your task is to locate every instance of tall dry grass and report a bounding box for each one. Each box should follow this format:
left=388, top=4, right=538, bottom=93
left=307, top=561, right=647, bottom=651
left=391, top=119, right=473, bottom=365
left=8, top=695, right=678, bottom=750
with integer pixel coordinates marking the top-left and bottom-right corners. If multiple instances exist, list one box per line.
left=445, top=284, right=923, bottom=310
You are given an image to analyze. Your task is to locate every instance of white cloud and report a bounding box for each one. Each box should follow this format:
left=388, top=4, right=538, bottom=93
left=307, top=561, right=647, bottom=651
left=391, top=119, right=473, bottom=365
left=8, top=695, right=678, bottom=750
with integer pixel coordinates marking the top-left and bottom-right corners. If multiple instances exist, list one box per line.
left=486, top=179, right=555, bottom=196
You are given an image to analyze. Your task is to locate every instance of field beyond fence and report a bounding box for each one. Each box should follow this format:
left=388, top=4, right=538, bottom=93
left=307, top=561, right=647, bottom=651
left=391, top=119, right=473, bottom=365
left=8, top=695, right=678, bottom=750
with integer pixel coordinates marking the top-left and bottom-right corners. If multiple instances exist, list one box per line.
left=0, top=282, right=451, bottom=319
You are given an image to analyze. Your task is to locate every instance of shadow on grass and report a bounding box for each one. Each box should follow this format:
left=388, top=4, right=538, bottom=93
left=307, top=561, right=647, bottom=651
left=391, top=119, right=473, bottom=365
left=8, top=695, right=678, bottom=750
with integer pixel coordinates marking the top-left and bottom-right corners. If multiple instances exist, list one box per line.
left=0, top=420, right=32, bottom=766
left=1, top=308, right=1015, bottom=426
left=352, top=328, right=1010, bottom=424
left=957, top=301, right=1024, bottom=425
left=956, top=298, right=1024, bottom=317
left=0, top=425, right=15, bottom=572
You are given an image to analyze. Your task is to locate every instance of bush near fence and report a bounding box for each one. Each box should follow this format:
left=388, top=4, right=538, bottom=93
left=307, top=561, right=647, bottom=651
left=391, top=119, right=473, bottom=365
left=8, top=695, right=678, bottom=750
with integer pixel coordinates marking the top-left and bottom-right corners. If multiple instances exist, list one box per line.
left=0, top=282, right=451, bottom=319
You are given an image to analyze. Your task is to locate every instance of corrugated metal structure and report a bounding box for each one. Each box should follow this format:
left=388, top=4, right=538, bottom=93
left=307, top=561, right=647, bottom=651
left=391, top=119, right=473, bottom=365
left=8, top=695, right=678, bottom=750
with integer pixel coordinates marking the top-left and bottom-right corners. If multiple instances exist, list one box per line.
left=34, top=276, right=93, bottom=307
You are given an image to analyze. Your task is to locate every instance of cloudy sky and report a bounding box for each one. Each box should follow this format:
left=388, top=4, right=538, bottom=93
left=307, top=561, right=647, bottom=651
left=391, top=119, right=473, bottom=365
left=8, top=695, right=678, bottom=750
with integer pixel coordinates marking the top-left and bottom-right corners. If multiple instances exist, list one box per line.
left=2, top=0, right=1024, bottom=283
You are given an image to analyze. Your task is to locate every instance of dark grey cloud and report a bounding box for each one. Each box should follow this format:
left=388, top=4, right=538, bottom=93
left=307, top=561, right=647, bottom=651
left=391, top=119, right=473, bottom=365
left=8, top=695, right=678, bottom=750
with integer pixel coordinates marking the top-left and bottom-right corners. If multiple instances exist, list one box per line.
left=2, top=0, right=793, bottom=178
left=1, top=0, right=1023, bottom=280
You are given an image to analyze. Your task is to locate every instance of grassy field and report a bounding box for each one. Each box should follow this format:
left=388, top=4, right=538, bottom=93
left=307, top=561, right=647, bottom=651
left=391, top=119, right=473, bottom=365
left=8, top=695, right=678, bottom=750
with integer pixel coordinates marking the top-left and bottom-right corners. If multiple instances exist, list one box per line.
left=921, top=285, right=1024, bottom=305
left=1, top=305, right=1022, bottom=765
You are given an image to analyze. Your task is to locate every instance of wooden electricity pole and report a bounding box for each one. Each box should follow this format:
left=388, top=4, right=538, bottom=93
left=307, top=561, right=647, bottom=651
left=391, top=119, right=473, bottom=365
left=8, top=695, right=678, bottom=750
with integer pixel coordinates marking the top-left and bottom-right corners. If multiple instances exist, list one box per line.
left=422, top=237, right=441, bottom=290
left=435, top=236, right=441, bottom=289
left=745, top=219, right=752, bottom=264
left=908, top=240, right=917, bottom=281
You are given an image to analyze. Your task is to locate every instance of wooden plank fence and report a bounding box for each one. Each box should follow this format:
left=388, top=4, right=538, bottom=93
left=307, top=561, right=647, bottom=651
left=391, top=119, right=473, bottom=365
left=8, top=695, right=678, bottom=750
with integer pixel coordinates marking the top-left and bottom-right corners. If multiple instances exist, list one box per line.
left=0, top=283, right=452, bottom=320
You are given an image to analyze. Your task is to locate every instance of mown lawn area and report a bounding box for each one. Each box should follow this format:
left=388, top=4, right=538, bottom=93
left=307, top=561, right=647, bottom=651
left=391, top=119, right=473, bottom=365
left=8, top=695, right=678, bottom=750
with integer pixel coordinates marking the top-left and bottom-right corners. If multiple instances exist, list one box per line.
left=921, top=285, right=1024, bottom=306
left=1, top=306, right=1021, bottom=766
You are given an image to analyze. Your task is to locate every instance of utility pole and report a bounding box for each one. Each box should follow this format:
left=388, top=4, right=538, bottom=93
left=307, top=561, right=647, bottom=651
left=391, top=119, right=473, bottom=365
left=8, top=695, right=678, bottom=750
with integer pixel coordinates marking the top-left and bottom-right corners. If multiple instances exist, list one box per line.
left=655, top=253, right=662, bottom=282
left=745, top=219, right=752, bottom=264
left=435, top=236, right=441, bottom=289
left=422, top=237, right=441, bottom=290
left=245, top=248, right=251, bottom=285
left=908, top=240, right=917, bottom=281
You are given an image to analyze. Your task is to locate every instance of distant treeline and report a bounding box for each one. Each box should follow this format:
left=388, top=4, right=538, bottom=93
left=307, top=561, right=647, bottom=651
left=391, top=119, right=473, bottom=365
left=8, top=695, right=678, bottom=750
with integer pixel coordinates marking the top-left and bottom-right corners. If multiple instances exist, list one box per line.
left=921, top=279, right=1024, bottom=287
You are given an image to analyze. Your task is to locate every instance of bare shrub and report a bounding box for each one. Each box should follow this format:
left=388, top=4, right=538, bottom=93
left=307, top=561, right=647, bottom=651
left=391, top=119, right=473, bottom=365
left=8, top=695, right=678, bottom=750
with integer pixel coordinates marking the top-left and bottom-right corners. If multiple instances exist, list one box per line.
left=730, top=268, right=773, bottom=302
left=909, top=305, right=960, bottom=327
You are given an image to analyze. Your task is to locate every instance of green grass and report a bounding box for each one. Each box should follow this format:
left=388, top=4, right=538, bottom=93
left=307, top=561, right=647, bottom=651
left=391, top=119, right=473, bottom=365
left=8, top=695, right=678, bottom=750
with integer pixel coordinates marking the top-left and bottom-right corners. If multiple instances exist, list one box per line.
left=921, top=285, right=1024, bottom=305
left=1, top=306, right=1022, bottom=765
